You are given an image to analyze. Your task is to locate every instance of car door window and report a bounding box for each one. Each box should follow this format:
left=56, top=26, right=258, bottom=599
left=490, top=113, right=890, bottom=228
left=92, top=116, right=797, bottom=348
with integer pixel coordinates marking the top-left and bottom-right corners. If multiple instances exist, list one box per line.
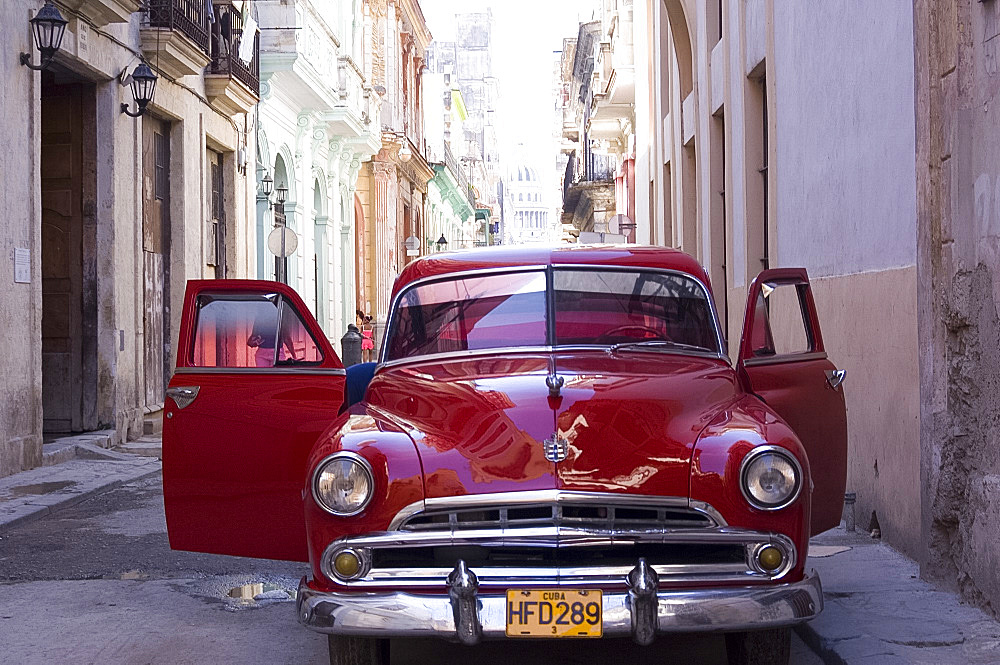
left=192, top=293, right=323, bottom=368
left=276, top=298, right=323, bottom=365
left=749, top=283, right=812, bottom=357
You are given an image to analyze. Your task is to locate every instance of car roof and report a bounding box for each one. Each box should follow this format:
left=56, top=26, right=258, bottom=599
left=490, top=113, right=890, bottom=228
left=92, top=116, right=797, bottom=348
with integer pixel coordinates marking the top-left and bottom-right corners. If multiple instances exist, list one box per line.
left=392, top=244, right=715, bottom=299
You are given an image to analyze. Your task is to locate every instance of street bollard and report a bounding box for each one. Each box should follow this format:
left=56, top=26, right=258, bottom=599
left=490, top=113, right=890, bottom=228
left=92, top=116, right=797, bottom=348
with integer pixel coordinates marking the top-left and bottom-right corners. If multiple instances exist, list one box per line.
left=843, top=492, right=857, bottom=532
left=341, top=324, right=363, bottom=367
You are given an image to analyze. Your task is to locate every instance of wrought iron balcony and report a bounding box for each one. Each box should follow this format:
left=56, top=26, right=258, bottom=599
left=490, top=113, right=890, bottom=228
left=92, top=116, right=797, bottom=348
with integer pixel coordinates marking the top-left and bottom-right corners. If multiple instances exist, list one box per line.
left=205, top=1, right=260, bottom=115
left=142, top=0, right=211, bottom=78
left=210, top=2, right=260, bottom=93
left=147, top=0, right=210, bottom=52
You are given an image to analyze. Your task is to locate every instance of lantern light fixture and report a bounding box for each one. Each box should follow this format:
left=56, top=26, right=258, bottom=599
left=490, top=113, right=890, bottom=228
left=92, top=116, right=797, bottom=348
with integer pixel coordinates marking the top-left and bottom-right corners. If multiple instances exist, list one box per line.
left=120, top=62, right=158, bottom=118
left=436, top=234, right=448, bottom=251
left=276, top=184, right=289, bottom=205
left=260, top=173, right=274, bottom=198
left=20, top=1, right=68, bottom=71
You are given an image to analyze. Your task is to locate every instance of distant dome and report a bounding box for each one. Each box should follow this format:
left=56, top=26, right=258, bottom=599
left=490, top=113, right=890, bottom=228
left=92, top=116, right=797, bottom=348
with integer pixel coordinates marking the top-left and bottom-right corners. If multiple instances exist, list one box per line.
left=514, top=165, right=539, bottom=182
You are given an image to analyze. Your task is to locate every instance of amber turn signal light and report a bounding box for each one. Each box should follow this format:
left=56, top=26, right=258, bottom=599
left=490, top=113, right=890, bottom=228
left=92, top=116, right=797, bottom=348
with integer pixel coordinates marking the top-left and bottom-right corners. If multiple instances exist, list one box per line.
left=334, top=550, right=362, bottom=579
left=757, top=545, right=784, bottom=572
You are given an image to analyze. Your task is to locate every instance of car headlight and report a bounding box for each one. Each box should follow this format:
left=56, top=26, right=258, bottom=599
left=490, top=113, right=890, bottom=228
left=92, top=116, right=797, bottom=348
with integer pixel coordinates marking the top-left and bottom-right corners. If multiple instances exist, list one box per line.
left=312, top=452, right=374, bottom=516
left=740, top=446, right=802, bottom=510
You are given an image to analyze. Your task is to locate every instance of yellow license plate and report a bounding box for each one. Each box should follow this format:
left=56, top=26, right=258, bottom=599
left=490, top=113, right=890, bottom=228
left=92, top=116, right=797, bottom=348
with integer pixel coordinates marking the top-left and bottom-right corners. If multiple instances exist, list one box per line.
left=505, top=589, right=603, bottom=638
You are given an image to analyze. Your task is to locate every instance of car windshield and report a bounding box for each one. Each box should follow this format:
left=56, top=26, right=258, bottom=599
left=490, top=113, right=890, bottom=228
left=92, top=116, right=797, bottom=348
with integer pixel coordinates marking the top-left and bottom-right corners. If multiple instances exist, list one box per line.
left=384, top=268, right=720, bottom=361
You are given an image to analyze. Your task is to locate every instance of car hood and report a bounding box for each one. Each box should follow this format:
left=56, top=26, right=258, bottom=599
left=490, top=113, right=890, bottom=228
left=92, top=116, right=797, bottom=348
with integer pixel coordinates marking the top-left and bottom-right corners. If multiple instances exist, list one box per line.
left=366, top=352, right=740, bottom=500
left=551, top=353, right=739, bottom=495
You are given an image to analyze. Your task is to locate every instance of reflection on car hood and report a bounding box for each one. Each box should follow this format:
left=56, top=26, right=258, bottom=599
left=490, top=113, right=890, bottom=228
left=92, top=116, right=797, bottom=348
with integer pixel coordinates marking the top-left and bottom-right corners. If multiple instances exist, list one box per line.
left=551, top=353, right=739, bottom=495
left=366, top=352, right=740, bottom=500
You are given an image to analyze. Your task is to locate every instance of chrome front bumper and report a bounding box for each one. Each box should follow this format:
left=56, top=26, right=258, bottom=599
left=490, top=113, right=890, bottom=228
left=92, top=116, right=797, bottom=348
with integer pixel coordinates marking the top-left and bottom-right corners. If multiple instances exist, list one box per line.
left=296, top=562, right=823, bottom=644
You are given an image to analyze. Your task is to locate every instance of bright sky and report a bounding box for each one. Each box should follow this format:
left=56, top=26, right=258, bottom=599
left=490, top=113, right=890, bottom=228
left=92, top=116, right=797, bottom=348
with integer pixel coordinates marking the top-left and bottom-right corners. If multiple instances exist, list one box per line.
left=420, top=0, right=592, bottom=194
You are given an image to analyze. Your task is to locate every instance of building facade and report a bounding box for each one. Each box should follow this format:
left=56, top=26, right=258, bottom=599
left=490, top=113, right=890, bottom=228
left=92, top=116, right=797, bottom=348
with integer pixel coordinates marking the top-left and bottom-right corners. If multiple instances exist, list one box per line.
left=0, top=0, right=259, bottom=478
left=425, top=11, right=503, bottom=247
left=632, top=0, right=920, bottom=561
left=256, top=0, right=381, bottom=340
left=591, top=0, right=637, bottom=240
left=424, top=68, right=476, bottom=251
left=915, top=0, right=1000, bottom=612
left=355, top=0, right=433, bottom=328
left=559, top=22, right=618, bottom=235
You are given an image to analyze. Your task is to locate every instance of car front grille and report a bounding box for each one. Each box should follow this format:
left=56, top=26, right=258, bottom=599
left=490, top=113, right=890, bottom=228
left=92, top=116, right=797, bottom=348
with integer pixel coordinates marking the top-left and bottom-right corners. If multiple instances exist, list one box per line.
left=322, top=492, right=797, bottom=588
left=397, top=501, right=719, bottom=533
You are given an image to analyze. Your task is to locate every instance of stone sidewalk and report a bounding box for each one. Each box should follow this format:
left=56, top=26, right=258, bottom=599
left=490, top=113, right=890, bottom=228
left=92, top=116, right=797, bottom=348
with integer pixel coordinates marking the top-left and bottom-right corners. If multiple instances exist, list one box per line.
left=0, top=436, right=161, bottom=534
left=799, top=528, right=1000, bottom=664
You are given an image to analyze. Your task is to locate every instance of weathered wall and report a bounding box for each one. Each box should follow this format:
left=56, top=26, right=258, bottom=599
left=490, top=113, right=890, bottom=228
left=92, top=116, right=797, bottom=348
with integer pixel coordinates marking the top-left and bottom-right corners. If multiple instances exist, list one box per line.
left=916, top=0, right=1000, bottom=612
left=0, top=2, right=44, bottom=477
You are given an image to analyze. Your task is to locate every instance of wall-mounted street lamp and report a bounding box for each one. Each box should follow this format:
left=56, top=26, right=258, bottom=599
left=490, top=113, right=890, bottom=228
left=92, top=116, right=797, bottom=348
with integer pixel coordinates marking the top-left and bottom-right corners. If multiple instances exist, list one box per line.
left=120, top=62, right=158, bottom=118
left=275, top=184, right=289, bottom=206
left=260, top=173, right=274, bottom=198
left=436, top=235, right=448, bottom=251
left=398, top=142, right=413, bottom=163
left=20, top=1, right=68, bottom=71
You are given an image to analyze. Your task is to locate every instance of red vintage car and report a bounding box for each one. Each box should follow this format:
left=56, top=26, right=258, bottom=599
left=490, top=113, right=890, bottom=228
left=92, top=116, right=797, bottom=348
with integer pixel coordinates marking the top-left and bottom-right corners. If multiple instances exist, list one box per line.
left=162, top=245, right=847, bottom=665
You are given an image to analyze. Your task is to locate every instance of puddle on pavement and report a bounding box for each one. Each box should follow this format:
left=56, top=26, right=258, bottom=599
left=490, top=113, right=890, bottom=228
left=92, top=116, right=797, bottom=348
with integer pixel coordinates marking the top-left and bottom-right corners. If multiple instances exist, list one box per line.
left=6, top=480, right=77, bottom=497
left=120, top=570, right=149, bottom=580
left=225, top=583, right=296, bottom=608
left=181, top=575, right=301, bottom=612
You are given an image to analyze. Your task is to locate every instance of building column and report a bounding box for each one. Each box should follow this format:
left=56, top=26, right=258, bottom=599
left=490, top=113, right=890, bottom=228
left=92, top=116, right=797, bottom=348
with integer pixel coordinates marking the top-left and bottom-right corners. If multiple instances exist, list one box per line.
left=373, top=159, right=396, bottom=322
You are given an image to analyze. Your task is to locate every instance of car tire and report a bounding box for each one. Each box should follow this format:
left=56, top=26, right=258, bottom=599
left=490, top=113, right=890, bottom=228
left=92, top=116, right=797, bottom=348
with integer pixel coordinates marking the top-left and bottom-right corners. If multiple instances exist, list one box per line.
left=328, top=635, right=390, bottom=665
left=724, top=627, right=791, bottom=665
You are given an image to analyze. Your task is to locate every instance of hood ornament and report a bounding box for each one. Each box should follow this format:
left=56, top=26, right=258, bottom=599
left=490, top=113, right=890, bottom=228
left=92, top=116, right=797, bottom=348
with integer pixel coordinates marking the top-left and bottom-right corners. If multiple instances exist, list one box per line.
left=546, top=373, right=565, bottom=398
left=543, top=433, right=569, bottom=463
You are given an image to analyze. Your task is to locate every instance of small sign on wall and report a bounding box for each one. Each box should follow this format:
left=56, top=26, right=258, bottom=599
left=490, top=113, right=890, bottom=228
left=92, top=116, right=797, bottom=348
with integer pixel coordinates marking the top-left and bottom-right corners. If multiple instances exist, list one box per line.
left=14, top=248, right=30, bottom=284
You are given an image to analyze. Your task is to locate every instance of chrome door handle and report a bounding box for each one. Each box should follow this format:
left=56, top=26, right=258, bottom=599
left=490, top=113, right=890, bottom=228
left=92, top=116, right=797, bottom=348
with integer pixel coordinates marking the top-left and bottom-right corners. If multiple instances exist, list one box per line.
left=825, top=369, right=847, bottom=390
left=166, top=386, right=201, bottom=410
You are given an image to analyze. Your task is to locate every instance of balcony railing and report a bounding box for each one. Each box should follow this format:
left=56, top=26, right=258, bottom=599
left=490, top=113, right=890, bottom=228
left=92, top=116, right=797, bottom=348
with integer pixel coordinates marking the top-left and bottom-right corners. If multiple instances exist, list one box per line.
left=147, top=0, right=210, bottom=53
left=444, top=143, right=475, bottom=208
left=564, top=150, right=614, bottom=201
left=338, top=57, right=364, bottom=112
left=209, top=2, right=260, bottom=94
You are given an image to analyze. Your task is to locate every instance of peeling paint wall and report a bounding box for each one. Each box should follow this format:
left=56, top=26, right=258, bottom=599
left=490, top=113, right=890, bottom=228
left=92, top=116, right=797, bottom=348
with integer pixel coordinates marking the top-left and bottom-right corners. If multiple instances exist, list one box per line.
left=916, top=0, right=1000, bottom=612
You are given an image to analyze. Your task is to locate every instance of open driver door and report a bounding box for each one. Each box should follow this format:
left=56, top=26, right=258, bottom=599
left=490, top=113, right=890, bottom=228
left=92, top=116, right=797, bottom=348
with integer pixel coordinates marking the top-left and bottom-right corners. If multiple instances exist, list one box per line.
left=737, top=268, right=848, bottom=536
left=163, top=280, right=346, bottom=561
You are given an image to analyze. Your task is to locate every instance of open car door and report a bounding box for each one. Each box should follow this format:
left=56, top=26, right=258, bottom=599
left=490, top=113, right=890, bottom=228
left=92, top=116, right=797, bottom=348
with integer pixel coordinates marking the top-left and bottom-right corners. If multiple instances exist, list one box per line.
left=163, top=280, right=345, bottom=561
left=737, top=268, right=848, bottom=535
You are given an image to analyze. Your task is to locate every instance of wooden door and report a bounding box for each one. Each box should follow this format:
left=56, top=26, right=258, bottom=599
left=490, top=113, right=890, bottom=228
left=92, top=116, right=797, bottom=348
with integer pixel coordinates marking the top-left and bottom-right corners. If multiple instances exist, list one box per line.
left=41, top=83, right=84, bottom=432
left=209, top=151, right=227, bottom=279
left=143, top=118, right=170, bottom=406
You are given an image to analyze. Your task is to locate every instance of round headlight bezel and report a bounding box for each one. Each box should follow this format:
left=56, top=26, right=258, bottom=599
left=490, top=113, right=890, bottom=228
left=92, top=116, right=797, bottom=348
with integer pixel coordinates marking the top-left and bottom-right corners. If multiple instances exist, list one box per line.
left=739, top=446, right=803, bottom=511
left=312, top=452, right=375, bottom=517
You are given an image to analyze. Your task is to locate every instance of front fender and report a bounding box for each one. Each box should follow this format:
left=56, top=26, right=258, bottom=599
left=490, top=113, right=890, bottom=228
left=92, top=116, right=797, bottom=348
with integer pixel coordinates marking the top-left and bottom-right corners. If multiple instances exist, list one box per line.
left=690, top=395, right=811, bottom=580
left=303, top=408, right=424, bottom=587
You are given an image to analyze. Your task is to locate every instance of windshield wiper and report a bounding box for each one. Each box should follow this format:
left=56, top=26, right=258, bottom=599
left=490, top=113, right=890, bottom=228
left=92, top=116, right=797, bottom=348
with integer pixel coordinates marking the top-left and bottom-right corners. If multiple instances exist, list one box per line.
left=606, top=340, right=713, bottom=355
